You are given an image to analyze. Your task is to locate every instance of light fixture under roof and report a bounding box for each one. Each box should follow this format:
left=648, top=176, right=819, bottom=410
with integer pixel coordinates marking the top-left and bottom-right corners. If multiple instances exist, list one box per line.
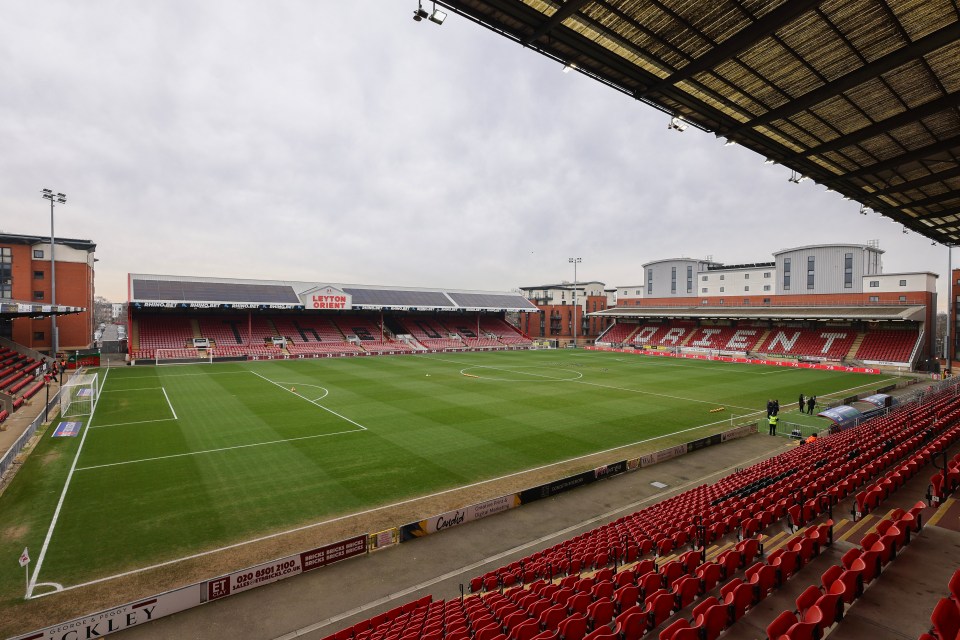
left=563, top=62, right=577, bottom=73
left=429, top=5, right=446, bottom=24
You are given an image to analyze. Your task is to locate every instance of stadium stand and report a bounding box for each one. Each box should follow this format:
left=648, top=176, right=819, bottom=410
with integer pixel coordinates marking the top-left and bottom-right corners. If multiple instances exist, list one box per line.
left=134, top=315, right=195, bottom=359
left=918, top=567, right=960, bottom=640
left=319, top=378, right=960, bottom=640
left=856, top=329, right=922, bottom=364
left=478, top=318, right=532, bottom=346
left=756, top=328, right=857, bottom=360
left=595, top=323, right=639, bottom=345
left=396, top=317, right=467, bottom=350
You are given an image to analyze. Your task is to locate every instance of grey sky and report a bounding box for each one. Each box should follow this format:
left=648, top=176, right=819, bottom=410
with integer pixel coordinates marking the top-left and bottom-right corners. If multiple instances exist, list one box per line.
left=0, top=2, right=950, bottom=304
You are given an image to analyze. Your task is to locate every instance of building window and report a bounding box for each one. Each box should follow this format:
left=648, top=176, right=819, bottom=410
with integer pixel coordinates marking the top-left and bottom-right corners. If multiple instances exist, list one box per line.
left=0, top=247, right=11, bottom=299
left=701, top=287, right=707, bottom=293
left=807, top=256, right=815, bottom=290
left=719, top=274, right=725, bottom=280
left=744, top=286, right=749, bottom=291
left=844, top=253, right=853, bottom=289
left=899, top=279, right=907, bottom=286
left=744, top=273, right=750, bottom=279
left=869, top=281, right=879, bottom=287
left=671, top=266, right=677, bottom=294
left=34, top=270, right=44, bottom=280
left=899, top=295, right=907, bottom=302
left=701, top=299, right=709, bottom=304
left=33, top=249, right=44, bottom=259
left=647, top=269, right=653, bottom=295
left=33, top=331, right=44, bottom=340
left=743, top=298, right=749, bottom=304
left=687, top=266, right=693, bottom=293
left=33, top=291, right=44, bottom=300
left=869, top=295, right=879, bottom=302
left=783, top=257, right=791, bottom=290
left=763, top=285, right=771, bottom=291
left=764, top=272, right=771, bottom=278
left=701, top=275, right=707, bottom=282
left=763, top=298, right=771, bottom=304
left=719, top=287, right=725, bottom=292
left=718, top=299, right=725, bottom=305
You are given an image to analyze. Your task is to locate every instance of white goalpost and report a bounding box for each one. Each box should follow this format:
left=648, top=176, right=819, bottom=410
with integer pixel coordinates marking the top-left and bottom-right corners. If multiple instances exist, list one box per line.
left=154, top=348, right=215, bottom=366
left=60, top=373, right=99, bottom=419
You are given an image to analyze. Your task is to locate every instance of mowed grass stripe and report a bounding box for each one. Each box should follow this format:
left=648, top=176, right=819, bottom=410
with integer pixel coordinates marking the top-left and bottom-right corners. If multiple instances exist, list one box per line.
left=6, top=350, right=883, bottom=592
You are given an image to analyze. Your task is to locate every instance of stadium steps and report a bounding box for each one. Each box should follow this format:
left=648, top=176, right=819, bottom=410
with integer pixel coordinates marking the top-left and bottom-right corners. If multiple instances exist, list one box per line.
left=679, top=330, right=696, bottom=347
left=846, top=332, right=866, bottom=361
left=752, top=329, right=771, bottom=351
left=130, top=319, right=140, bottom=350
left=191, top=319, right=202, bottom=339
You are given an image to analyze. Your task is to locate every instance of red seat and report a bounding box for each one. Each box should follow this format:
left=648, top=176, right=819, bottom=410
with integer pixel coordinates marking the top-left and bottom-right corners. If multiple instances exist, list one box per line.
left=930, top=597, right=960, bottom=640
left=612, top=610, right=644, bottom=640
left=558, top=614, right=587, bottom=640
left=827, top=569, right=863, bottom=604
left=672, top=575, right=700, bottom=609
left=642, top=591, right=675, bottom=630
left=694, top=602, right=729, bottom=640
left=586, top=599, right=614, bottom=630
left=613, top=584, right=639, bottom=613
left=765, top=611, right=818, bottom=640
left=696, top=562, right=722, bottom=592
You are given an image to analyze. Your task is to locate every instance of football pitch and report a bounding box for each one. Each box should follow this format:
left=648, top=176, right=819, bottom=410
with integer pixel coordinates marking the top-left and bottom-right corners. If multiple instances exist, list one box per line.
left=1, top=349, right=894, bottom=607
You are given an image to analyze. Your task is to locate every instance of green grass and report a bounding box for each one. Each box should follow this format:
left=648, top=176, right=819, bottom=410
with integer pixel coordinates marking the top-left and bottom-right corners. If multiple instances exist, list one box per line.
left=0, top=349, right=895, bottom=606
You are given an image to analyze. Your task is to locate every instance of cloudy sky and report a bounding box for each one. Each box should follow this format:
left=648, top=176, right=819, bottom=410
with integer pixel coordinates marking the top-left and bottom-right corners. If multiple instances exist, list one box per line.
left=0, top=2, right=951, bottom=304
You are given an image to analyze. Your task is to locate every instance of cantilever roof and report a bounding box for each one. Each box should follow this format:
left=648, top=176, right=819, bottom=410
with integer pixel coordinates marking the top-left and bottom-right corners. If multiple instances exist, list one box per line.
left=591, top=304, right=926, bottom=322
left=437, top=0, right=960, bottom=243
left=128, top=274, right=539, bottom=312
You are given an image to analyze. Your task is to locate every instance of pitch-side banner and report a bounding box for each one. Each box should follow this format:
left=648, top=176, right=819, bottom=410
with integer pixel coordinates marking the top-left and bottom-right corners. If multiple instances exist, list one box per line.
left=206, top=535, right=366, bottom=600
left=584, top=346, right=880, bottom=374
left=400, top=494, right=520, bottom=541
left=11, top=585, right=204, bottom=640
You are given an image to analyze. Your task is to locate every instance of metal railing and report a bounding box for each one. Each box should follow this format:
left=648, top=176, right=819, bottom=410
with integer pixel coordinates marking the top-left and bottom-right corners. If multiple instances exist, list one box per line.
left=0, top=390, right=61, bottom=480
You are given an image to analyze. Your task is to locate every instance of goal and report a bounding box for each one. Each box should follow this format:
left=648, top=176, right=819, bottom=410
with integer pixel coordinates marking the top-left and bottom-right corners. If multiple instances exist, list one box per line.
left=155, top=348, right=214, bottom=366
left=531, top=339, right=558, bottom=350
left=61, top=373, right=99, bottom=418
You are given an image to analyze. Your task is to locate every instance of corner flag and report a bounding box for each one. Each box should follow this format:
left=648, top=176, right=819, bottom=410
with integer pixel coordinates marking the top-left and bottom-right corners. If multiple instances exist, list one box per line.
left=19, top=547, right=29, bottom=567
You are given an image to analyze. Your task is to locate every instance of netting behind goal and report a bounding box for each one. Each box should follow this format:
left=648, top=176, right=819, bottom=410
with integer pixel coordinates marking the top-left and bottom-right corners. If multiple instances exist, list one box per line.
left=61, top=373, right=99, bottom=418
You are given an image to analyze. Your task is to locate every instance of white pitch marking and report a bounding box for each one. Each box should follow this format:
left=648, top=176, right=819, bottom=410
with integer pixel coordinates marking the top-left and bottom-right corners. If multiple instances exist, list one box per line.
left=250, top=371, right=366, bottom=431
left=162, top=387, right=178, bottom=420
left=27, top=405, right=100, bottom=597
left=89, top=418, right=177, bottom=430
left=74, top=427, right=366, bottom=472
left=101, top=387, right=162, bottom=393
left=35, top=418, right=783, bottom=600
left=425, top=354, right=758, bottom=412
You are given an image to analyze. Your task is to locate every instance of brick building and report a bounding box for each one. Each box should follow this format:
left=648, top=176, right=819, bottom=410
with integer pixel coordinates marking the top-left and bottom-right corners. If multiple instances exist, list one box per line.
left=518, top=281, right=614, bottom=345
left=0, top=233, right=96, bottom=354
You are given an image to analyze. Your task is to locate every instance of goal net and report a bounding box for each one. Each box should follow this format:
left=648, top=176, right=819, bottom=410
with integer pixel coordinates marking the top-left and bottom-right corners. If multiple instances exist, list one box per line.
left=155, top=348, right=214, bottom=366
left=61, top=373, right=99, bottom=418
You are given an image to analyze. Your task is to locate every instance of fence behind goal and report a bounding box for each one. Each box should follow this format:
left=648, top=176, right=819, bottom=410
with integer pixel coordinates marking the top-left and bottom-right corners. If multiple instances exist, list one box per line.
left=60, top=373, right=99, bottom=418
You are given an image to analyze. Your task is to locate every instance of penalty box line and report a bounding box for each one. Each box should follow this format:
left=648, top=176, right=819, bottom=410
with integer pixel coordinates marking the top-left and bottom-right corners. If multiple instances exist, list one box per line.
left=73, top=372, right=368, bottom=472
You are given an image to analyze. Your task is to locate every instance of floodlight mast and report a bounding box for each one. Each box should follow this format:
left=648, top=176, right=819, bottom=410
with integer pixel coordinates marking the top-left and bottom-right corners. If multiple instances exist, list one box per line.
left=41, top=189, right=66, bottom=357
left=569, top=257, right=581, bottom=347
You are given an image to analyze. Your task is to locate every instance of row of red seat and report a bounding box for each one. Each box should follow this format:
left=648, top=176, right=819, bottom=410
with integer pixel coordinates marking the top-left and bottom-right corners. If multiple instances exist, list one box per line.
left=598, top=321, right=920, bottom=363
left=919, top=567, right=960, bottom=640
left=766, top=508, right=923, bottom=640
left=473, top=386, right=960, bottom=591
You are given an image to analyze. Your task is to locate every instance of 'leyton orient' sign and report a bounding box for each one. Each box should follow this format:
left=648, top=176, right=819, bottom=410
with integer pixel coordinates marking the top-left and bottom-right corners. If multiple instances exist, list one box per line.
left=298, top=285, right=352, bottom=310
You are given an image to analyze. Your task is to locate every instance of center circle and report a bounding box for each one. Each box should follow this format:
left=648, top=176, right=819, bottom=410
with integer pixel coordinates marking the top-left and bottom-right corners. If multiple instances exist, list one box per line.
left=460, top=365, right=583, bottom=382
left=277, top=382, right=330, bottom=401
